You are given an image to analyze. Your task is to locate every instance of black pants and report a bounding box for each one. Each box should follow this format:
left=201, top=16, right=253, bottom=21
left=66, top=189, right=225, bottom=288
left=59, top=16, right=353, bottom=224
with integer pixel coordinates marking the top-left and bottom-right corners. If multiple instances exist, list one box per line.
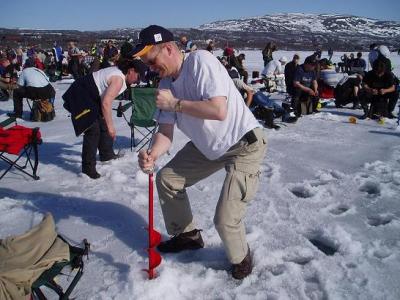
left=388, top=91, right=399, bottom=114
left=69, top=58, right=81, bottom=79
left=13, top=84, right=55, bottom=115
left=82, top=118, right=115, bottom=171
left=293, top=89, right=318, bottom=116
left=359, top=91, right=389, bottom=117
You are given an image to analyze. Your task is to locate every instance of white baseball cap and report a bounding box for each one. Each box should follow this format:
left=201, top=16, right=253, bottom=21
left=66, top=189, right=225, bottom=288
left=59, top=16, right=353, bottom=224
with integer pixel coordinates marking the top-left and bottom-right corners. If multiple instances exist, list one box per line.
left=279, top=56, right=288, bottom=63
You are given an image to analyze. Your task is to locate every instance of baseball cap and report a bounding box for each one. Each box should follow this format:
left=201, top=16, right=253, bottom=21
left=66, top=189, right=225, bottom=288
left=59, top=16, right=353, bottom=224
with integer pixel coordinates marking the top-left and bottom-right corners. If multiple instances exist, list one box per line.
left=304, top=55, right=317, bottom=65
left=130, top=25, right=174, bottom=57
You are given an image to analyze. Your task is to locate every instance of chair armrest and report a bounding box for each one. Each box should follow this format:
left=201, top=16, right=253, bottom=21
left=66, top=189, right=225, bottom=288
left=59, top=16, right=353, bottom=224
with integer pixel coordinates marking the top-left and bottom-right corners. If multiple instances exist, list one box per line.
left=112, top=102, right=133, bottom=113
left=0, top=117, right=16, bottom=129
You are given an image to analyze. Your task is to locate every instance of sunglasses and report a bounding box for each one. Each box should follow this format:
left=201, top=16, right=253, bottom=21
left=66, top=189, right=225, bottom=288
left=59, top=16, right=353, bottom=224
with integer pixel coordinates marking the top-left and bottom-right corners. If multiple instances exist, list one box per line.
left=142, top=46, right=163, bottom=66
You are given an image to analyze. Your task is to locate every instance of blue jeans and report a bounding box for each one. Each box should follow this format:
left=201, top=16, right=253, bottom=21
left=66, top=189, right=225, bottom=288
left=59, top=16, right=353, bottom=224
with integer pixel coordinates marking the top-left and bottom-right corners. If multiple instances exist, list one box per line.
left=252, top=91, right=289, bottom=120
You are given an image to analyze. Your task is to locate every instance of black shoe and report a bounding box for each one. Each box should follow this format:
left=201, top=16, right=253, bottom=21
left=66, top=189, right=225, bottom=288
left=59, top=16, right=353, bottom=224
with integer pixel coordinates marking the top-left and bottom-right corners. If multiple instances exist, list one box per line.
left=283, top=116, right=297, bottom=123
left=335, top=103, right=343, bottom=108
left=7, top=112, right=22, bottom=118
left=82, top=169, right=101, bottom=179
left=232, top=247, right=252, bottom=280
left=351, top=104, right=361, bottom=110
left=100, top=152, right=123, bottom=162
left=157, top=229, right=204, bottom=253
left=358, top=114, right=368, bottom=120
left=371, top=114, right=379, bottom=120
left=313, top=109, right=320, bottom=114
left=387, top=113, right=397, bottom=119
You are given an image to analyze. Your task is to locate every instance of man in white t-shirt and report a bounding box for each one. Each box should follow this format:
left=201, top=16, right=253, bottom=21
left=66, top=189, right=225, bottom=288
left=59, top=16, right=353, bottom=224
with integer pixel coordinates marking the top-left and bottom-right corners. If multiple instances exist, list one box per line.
left=132, top=25, right=266, bottom=280
left=7, top=66, right=55, bottom=118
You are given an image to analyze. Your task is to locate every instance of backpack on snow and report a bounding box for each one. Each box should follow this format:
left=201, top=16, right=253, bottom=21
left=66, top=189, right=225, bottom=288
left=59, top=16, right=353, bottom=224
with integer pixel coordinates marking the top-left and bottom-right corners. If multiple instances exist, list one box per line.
left=31, top=99, right=55, bottom=122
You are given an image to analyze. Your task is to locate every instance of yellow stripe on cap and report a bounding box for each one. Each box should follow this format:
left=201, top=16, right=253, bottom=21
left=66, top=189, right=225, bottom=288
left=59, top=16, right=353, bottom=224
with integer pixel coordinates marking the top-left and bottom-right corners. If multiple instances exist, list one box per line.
left=133, top=45, right=154, bottom=58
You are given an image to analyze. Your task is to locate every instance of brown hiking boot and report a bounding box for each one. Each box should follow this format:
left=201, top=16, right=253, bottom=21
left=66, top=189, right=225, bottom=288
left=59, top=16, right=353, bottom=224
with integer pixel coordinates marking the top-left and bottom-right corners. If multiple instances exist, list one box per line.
left=232, top=248, right=252, bottom=280
left=157, top=229, right=204, bottom=253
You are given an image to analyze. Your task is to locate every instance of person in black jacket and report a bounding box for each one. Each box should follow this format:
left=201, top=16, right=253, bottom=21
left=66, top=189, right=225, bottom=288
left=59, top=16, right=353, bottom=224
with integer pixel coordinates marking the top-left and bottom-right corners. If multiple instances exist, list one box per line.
left=358, top=60, right=396, bottom=119
left=63, top=56, right=147, bottom=179
left=284, top=54, right=300, bottom=97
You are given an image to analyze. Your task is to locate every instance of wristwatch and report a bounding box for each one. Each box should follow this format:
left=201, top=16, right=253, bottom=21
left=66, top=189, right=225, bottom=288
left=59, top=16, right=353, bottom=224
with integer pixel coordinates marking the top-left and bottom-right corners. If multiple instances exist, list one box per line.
left=174, top=99, right=182, bottom=112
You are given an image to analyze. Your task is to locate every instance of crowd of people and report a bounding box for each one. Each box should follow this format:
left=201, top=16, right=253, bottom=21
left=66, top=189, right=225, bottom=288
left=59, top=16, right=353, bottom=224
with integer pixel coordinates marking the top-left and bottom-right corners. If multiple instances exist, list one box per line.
left=1, top=28, right=399, bottom=281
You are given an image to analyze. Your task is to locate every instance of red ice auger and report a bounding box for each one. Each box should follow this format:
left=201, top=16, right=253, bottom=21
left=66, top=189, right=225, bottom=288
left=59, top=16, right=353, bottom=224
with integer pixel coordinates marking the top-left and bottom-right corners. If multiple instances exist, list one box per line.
left=143, top=120, right=162, bottom=279
left=145, top=171, right=162, bottom=279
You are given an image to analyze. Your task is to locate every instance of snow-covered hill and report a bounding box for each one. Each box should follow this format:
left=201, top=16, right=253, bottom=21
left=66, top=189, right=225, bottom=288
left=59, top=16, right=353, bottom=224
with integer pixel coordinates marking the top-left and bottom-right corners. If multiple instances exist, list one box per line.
left=197, top=13, right=400, bottom=50
left=199, top=13, right=400, bottom=37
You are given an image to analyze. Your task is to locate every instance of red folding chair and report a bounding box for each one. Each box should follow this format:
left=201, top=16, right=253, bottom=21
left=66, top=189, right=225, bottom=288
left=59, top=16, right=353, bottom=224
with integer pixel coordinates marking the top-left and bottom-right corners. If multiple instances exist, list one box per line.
left=0, top=121, right=42, bottom=180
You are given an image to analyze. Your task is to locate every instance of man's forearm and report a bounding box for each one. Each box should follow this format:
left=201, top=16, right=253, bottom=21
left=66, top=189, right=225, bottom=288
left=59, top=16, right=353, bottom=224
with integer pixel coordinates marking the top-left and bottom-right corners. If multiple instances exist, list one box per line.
left=101, top=100, right=113, bottom=130
left=149, top=132, right=172, bottom=161
left=178, top=98, right=227, bottom=121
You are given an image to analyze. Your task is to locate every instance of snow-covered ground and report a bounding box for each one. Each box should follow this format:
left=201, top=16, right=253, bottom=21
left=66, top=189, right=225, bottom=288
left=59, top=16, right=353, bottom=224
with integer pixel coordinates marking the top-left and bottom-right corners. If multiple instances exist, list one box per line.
left=1, top=51, right=400, bottom=300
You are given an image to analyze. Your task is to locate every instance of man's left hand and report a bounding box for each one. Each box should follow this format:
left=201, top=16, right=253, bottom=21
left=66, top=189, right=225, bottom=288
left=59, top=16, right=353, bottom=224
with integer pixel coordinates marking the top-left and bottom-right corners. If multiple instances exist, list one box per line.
left=156, top=89, right=179, bottom=112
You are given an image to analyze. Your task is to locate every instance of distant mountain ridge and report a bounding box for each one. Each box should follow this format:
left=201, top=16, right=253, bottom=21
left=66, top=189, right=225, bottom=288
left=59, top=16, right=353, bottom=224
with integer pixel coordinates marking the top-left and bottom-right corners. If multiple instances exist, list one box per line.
left=199, top=13, right=400, bottom=37
left=1, top=13, right=399, bottom=50
left=197, top=13, right=400, bottom=50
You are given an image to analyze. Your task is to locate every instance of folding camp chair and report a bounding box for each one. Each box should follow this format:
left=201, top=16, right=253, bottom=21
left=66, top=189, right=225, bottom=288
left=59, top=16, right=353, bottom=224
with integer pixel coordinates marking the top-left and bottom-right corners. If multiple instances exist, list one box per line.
left=115, top=87, right=158, bottom=151
left=0, top=118, right=42, bottom=180
left=0, top=213, right=89, bottom=300
left=31, top=236, right=90, bottom=300
left=130, top=88, right=158, bottom=151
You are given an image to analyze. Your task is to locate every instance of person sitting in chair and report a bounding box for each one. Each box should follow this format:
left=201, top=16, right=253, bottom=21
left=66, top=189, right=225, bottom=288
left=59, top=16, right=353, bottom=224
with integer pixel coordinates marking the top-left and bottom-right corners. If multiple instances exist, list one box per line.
left=358, top=60, right=396, bottom=120
left=7, top=63, right=55, bottom=119
left=292, top=55, right=319, bottom=116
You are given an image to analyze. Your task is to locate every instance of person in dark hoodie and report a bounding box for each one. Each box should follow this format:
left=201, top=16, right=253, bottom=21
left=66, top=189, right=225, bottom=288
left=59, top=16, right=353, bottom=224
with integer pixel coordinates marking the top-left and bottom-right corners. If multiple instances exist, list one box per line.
left=375, top=45, right=399, bottom=118
left=63, top=47, right=147, bottom=179
left=358, top=59, right=396, bottom=120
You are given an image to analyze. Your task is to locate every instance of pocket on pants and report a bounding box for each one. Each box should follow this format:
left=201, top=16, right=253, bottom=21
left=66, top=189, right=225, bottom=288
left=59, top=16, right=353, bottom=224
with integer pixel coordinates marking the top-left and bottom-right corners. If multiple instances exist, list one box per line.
left=227, top=165, right=260, bottom=203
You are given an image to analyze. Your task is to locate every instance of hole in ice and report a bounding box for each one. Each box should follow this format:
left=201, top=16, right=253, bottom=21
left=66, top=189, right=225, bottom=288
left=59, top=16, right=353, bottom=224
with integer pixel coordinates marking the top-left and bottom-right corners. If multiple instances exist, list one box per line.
left=367, top=215, right=392, bottom=227
left=290, top=185, right=315, bottom=198
left=329, top=205, right=350, bottom=215
left=359, top=181, right=380, bottom=195
left=308, top=235, right=338, bottom=256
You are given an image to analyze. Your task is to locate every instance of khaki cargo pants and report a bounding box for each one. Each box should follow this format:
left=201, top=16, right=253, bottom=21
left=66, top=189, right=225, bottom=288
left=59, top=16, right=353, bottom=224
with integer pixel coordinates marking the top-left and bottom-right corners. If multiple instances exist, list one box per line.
left=156, top=127, right=267, bottom=264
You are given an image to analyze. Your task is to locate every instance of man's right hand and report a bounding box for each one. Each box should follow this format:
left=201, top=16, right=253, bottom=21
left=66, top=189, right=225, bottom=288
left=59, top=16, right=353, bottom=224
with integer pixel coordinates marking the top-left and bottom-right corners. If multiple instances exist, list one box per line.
left=107, top=126, right=116, bottom=140
left=308, top=88, right=317, bottom=96
left=138, top=150, right=155, bottom=173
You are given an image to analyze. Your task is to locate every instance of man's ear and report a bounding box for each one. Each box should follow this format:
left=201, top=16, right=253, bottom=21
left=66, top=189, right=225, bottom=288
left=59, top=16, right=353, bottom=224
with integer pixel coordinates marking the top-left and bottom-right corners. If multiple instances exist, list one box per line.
left=165, top=43, right=173, bottom=56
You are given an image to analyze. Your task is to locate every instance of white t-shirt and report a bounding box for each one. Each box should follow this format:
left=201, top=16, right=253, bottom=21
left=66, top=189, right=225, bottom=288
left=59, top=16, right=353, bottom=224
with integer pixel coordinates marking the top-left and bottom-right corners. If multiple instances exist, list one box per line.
left=157, top=50, right=260, bottom=160
left=261, top=60, right=284, bottom=77
left=17, top=67, right=49, bottom=88
left=92, top=66, right=127, bottom=98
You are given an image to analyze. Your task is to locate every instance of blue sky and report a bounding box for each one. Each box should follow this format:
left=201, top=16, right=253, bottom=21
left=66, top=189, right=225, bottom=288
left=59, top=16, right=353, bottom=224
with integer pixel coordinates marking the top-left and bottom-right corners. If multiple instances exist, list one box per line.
left=1, top=0, right=399, bottom=30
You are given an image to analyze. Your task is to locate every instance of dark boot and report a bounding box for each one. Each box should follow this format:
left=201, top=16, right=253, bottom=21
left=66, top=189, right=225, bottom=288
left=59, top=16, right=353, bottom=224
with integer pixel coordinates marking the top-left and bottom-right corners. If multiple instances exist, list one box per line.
left=100, top=152, right=123, bottom=162
left=281, top=102, right=293, bottom=113
left=232, top=247, right=253, bottom=280
left=82, top=166, right=100, bottom=179
left=262, top=107, right=275, bottom=128
left=157, top=229, right=204, bottom=253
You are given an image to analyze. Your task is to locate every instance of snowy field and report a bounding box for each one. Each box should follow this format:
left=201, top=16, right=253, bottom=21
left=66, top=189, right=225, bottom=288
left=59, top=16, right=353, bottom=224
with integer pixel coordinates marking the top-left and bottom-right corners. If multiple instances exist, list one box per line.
left=1, top=50, right=400, bottom=300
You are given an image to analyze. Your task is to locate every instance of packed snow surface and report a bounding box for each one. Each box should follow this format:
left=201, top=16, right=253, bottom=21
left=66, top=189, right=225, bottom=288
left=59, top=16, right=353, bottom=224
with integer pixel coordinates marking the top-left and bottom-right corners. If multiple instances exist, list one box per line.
left=1, top=50, right=400, bottom=299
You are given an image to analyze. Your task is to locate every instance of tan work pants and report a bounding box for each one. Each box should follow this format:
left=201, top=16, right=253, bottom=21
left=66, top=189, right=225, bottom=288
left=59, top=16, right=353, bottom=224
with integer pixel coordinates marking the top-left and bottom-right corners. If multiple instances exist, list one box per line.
left=156, top=127, right=267, bottom=263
